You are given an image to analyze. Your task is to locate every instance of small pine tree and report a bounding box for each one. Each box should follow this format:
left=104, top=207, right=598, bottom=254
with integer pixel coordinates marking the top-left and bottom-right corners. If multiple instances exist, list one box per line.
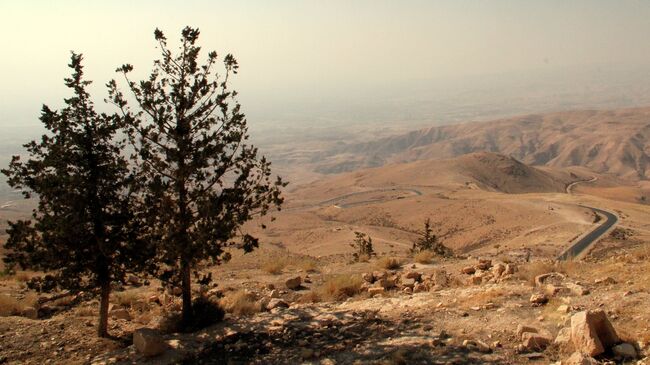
left=350, top=232, right=375, bottom=261
left=411, top=218, right=451, bottom=256
left=108, top=27, right=286, bottom=327
left=1, top=53, right=151, bottom=337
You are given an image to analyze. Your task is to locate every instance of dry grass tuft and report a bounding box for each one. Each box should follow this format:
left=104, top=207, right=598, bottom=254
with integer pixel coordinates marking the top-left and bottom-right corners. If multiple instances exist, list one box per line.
left=113, top=290, right=142, bottom=309
left=414, top=250, right=434, bottom=264
left=297, top=290, right=321, bottom=304
left=261, top=260, right=286, bottom=275
left=219, top=290, right=261, bottom=316
left=376, top=256, right=401, bottom=270
left=0, top=293, right=38, bottom=316
left=294, top=257, right=319, bottom=273
left=318, top=274, right=364, bottom=301
left=0, top=295, right=23, bottom=316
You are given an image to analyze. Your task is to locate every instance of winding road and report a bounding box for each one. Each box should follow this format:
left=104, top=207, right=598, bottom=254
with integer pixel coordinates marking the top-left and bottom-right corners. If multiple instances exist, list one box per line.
left=557, top=177, right=619, bottom=260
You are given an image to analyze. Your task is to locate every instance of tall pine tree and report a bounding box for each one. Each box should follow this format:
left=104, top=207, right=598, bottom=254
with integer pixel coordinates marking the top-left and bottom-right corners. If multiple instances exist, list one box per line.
left=108, top=27, right=286, bottom=326
left=2, top=53, right=150, bottom=337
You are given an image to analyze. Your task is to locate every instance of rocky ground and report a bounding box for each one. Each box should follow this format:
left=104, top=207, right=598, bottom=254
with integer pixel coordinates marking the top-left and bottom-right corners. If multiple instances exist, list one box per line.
left=1, top=234, right=649, bottom=365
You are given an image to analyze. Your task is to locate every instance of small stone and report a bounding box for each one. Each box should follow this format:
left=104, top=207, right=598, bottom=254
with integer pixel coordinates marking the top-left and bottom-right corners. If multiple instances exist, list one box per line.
left=563, top=352, right=598, bottom=365
left=461, top=266, right=476, bottom=275
left=529, top=293, right=548, bottom=305
left=367, top=287, right=385, bottom=295
left=557, top=305, right=570, bottom=313
left=109, top=308, right=131, bottom=321
left=133, top=328, right=166, bottom=357
left=612, top=343, right=637, bottom=359
left=522, top=332, right=552, bottom=351
left=269, top=289, right=280, bottom=298
left=285, top=276, right=302, bottom=290
left=266, top=298, right=289, bottom=310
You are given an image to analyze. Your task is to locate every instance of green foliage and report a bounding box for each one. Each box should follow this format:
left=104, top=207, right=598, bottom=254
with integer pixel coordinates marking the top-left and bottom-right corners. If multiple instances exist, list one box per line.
left=411, top=218, right=452, bottom=256
left=350, top=231, right=375, bottom=261
left=108, top=27, right=286, bottom=325
left=1, top=53, right=153, bottom=336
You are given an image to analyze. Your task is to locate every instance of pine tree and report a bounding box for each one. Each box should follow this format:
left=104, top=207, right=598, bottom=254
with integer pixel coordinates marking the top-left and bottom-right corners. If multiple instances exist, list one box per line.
left=411, top=218, right=452, bottom=256
left=350, top=232, right=375, bottom=261
left=2, top=53, right=150, bottom=337
left=108, top=27, right=286, bottom=327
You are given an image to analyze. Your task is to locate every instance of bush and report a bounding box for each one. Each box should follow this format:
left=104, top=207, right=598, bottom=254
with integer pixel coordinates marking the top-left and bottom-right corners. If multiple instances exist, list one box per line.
left=414, top=250, right=434, bottom=264
left=261, top=260, right=286, bottom=275
left=350, top=232, right=375, bottom=262
left=319, top=274, right=363, bottom=301
left=376, top=257, right=401, bottom=270
left=411, top=219, right=452, bottom=256
left=219, top=290, right=261, bottom=316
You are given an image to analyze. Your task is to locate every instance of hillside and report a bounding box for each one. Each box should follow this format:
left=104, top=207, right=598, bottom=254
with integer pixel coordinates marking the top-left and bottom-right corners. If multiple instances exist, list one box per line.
left=300, top=152, right=585, bottom=196
left=314, top=107, right=650, bottom=180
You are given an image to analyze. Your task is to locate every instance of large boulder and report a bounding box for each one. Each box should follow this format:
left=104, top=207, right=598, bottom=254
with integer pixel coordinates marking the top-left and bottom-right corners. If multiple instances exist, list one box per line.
left=285, top=276, right=302, bottom=290
left=133, top=328, right=167, bottom=357
left=570, top=309, right=620, bottom=357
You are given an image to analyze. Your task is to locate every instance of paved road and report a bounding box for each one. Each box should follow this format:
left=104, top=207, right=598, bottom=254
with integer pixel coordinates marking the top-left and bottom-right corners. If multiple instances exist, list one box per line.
left=557, top=206, right=618, bottom=260
left=557, top=177, right=618, bottom=260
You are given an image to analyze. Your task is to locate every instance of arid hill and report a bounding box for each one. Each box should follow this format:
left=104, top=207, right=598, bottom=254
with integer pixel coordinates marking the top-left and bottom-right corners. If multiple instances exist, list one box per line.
left=314, top=108, right=650, bottom=180
left=299, top=152, right=587, bottom=196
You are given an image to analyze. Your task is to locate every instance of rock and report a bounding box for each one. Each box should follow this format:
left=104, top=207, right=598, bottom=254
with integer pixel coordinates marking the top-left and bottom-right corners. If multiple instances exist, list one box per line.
left=612, top=343, right=637, bottom=359
left=534, top=272, right=566, bottom=287
left=517, top=324, right=540, bottom=338
left=469, top=276, right=483, bottom=285
left=401, top=278, right=416, bottom=288
left=570, top=309, right=620, bottom=357
left=372, top=271, right=387, bottom=281
left=477, top=259, right=492, bottom=270
left=171, top=286, right=183, bottom=296
left=362, top=273, right=374, bottom=283
left=545, top=284, right=571, bottom=297
left=432, top=270, right=449, bottom=287
left=557, top=305, right=570, bottom=313
left=127, top=275, right=141, bottom=286
left=521, top=332, right=552, bottom=351
left=504, top=263, right=516, bottom=275
left=566, top=282, right=589, bottom=296
left=21, top=306, right=38, bottom=319
left=147, top=294, right=160, bottom=304
left=404, top=271, right=422, bottom=281
left=300, top=347, right=314, bottom=359
left=133, top=328, right=166, bottom=357
left=529, top=293, right=548, bottom=305
left=368, top=287, right=385, bottom=296
left=402, top=287, right=413, bottom=294
left=492, top=263, right=506, bottom=277
left=413, top=283, right=427, bottom=293
left=461, top=266, right=476, bottom=275
left=269, top=289, right=280, bottom=298
left=266, top=298, right=289, bottom=310
left=110, top=308, right=131, bottom=320
left=376, top=277, right=396, bottom=289
left=594, top=277, right=617, bottom=285
left=285, top=276, right=302, bottom=290
left=554, top=327, right=571, bottom=346
left=563, top=352, right=598, bottom=365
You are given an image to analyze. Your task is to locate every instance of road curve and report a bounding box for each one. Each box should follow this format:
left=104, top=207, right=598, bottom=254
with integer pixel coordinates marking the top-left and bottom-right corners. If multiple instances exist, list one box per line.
left=557, top=176, right=618, bottom=260
left=557, top=206, right=618, bottom=260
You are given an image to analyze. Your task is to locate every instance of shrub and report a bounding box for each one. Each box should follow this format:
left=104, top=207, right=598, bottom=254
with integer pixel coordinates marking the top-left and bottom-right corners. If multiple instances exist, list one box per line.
left=411, top=218, right=452, bottom=256
left=319, top=274, right=364, bottom=301
left=414, top=250, right=434, bottom=264
left=219, top=290, right=261, bottom=316
left=261, top=260, right=286, bottom=275
left=376, top=257, right=401, bottom=270
left=350, top=232, right=375, bottom=262
left=113, top=290, right=141, bottom=309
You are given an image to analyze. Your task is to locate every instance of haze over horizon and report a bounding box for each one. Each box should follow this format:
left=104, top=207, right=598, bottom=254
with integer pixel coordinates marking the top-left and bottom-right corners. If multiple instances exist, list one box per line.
left=2, top=1, right=650, bottom=133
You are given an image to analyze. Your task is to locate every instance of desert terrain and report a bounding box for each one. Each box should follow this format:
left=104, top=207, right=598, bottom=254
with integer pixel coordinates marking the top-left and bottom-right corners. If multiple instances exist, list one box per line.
left=2, top=108, right=650, bottom=364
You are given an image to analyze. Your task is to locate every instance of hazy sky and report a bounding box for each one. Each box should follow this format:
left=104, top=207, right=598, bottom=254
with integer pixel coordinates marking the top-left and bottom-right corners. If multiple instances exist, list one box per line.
left=2, top=0, right=650, bottom=129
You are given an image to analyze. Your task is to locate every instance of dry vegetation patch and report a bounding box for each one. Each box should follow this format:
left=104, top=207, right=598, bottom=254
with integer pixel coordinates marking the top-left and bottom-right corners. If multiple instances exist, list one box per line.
left=318, top=274, right=364, bottom=301
left=220, top=290, right=262, bottom=316
left=414, top=250, right=434, bottom=264
left=376, top=256, right=401, bottom=270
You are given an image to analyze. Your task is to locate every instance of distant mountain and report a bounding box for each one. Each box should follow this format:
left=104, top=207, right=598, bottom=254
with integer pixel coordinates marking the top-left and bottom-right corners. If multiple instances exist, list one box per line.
left=314, top=108, right=650, bottom=180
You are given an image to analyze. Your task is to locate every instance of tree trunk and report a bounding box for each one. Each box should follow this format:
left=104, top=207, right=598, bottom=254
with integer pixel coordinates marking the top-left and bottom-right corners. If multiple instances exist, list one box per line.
left=181, top=259, right=192, bottom=328
left=98, top=273, right=111, bottom=338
